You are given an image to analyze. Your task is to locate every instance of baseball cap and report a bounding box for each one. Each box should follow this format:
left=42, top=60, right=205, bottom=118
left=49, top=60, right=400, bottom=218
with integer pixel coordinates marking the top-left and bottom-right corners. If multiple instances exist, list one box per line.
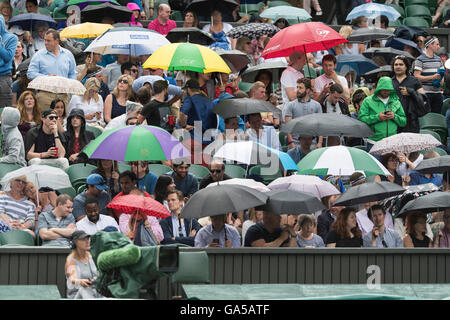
left=182, top=78, right=200, bottom=90
left=42, top=109, right=57, bottom=118
left=86, top=174, right=108, bottom=190
left=71, top=230, right=90, bottom=242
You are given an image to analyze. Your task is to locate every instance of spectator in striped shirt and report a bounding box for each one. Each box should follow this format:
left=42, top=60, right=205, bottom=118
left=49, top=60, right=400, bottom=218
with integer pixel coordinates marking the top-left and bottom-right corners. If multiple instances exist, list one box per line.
left=0, top=175, right=36, bottom=238
left=413, top=36, right=445, bottom=114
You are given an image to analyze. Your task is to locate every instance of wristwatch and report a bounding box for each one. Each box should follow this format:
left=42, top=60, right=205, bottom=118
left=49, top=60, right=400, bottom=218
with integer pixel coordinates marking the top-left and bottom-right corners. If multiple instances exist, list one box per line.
left=54, top=136, right=60, bottom=139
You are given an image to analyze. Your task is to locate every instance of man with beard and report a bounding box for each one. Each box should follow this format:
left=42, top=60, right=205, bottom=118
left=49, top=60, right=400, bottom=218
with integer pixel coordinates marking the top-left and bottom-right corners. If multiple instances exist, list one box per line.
left=284, top=78, right=322, bottom=150
left=169, top=158, right=198, bottom=198
left=75, top=197, right=119, bottom=235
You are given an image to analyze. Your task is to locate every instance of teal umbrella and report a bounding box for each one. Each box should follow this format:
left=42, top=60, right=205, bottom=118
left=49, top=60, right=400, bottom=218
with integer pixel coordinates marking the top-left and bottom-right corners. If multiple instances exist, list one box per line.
left=260, top=6, right=311, bottom=23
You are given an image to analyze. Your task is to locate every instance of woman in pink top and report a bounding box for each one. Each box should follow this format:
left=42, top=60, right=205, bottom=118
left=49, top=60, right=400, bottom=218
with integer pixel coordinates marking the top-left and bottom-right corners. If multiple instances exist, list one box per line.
left=119, top=211, right=164, bottom=243
left=127, top=3, right=143, bottom=27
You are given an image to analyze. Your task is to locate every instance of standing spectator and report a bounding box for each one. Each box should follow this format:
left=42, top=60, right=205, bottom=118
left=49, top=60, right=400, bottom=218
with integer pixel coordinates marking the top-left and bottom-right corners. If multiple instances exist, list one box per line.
left=138, top=79, right=172, bottom=131
left=325, top=207, right=363, bottom=247
left=199, top=159, right=232, bottom=189
left=413, top=37, right=445, bottom=114
left=25, top=0, right=38, bottom=13
left=147, top=3, right=176, bottom=36
left=0, top=15, right=18, bottom=108
left=129, top=161, right=158, bottom=195
left=25, top=109, right=69, bottom=170
left=197, top=72, right=215, bottom=101
left=403, top=212, right=433, bottom=247
left=319, top=83, right=350, bottom=115
left=31, top=22, right=48, bottom=53
left=195, top=214, right=241, bottom=248
left=68, top=78, right=104, bottom=126
left=0, top=1, right=12, bottom=24
left=202, top=10, right=234, bottom=50
left=358, top=77, right=407, bottom=152
left=127, top=2, right=143, bottom=27
left=246, top=113, right=281, bottom=150
left=154, top=174, right=176, bottom=206
left=75, top=198, right=119, bottom=235
left=38, top=194, right=76, bottom=246
left=335, top=25, right=364, bottom=56
left=363, top=205, right=403, bottom=248
left=335, top=0, right=353, bottom=25
left=280, top=51, right=305, bottom=106
left=103, top=74, right=134, bottom=124
left=249, top=81, right=276, bottom=126
left=0, top=107, right=27, bottom=166
left=169, top=159, right=198, bottom=198
left=63, top=108, right=95, bottom=165
left=17, top=90, right=42, bottom=140
left=12, top=40, right=25, bottom=81
left=434, top=210, right=450, bottom=247
left=296, top=214, right=325, bottom=248
left=313, top=54, right=350, bottom=103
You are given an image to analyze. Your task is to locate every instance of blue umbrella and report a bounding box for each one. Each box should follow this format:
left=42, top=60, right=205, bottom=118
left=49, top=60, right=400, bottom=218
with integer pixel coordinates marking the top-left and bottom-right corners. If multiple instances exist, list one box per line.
left=336, top=54, right=379, bottom=78
left=8, top=13, right=57, bottom=32
left=132, top=75, right=182, bottom=97
left=385, top=37, right=421, bottom=56
left=346, top=3, right=401, bottom=21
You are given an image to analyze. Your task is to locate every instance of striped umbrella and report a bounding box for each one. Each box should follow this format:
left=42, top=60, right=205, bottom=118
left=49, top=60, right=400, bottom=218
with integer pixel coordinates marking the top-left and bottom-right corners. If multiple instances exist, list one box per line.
left=297, top=146, right=391, bottom=177
left=142, top=42, right=231, bottom=74
left=82, top=125, right=190, bottom=162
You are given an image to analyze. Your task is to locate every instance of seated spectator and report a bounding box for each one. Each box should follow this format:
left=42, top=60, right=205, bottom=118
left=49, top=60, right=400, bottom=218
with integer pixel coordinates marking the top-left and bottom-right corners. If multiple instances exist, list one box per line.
left=25, top=109, right=69, bottom=170
left=104, top=100, right=143, bottom=131
left=72, top=174, right=111, bottom=222
left=147, top=3, right=176, bottom=36
left=0, top=176, right=35, bottom=237
left=92, top=160, right=120, bottom=199
left=169, top=158, right=198, bottom=198
left=38, top=194, right=76, bottom=246
left=296, top=214, right=325, bottom=248
left=75, top=197, right=119, bottom=235
left=434, top=209, right=450, bottom=247
left=317, top=194, right=340, bottom=241
left=195, top=214, right=241, bottom=248
left=326, top=207, right=363, bottom=247
left=199, top=159, right=231, bottom=189
left=379, top=153, right=407, bottom=186
left=68, top=78, right=104, bottom=127
left=202, top=10, right=234, bottom=50
left=394, top=194, right=434, bottom=240
left=396, top=152, right=423, bottom=178
left=103, top=74, right=134, bottom=124
left=24, top=182, right=58, bottom=230
left=129, top=161, right=158, bottom=195
left=17, top=90, right=42, bottom=140
left=121, top=61, right=140, bottom=81
left=49, top=98, right=68, bottom=132
left=356, top=201, right=393, bottom=236
left=287, top=136, right=313, bottom=164
left=182, top=10, right=200, bottom=28
left=241, top=208, right=263, bottom=246
left=65, top=230, right=103, bottom=299
left=154, top=174, right=176, bottom=206
left=363, top=205, right=403, bottom=248
left=159, top=190, right=201, bottom=246
left=409, top=151, right=443, bottom=187
left=63, top=108, right=95, bottom=165
left=403, top=212, right=433, bottom=248
left=0, top=107, right=27, bottom=166
left=319, top=83, right=350, bottom=115
left=246, top=113, right=281, bottom=150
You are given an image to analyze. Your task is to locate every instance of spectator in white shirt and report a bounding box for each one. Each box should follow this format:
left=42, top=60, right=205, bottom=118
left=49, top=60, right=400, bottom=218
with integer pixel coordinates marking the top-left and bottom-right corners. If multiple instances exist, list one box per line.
left=246, top=113, right=281, bottom=151
left=313, top=54, right=350, bottom=103
left=280, top=51, right=306, bottom=106
left=68, top=78, right=104, bottom=126
left=75, top=197, right=118, bottom=235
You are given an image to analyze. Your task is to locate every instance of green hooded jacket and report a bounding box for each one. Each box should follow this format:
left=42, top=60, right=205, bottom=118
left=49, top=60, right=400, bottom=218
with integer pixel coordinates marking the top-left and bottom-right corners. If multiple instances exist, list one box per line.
left=357, top=77, right=407, bottom=142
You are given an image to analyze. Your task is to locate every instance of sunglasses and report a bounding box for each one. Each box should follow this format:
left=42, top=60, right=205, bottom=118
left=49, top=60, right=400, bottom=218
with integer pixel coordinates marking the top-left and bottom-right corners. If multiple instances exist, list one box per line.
left=48, top=116, right=58, bottom=120
left=394, top=55, right=406, bottom=59
left=118, top=79, right=129, bottom=84
left=130, top=69, right=139, bottom=73
left=210, top=169, right=222, bottom=174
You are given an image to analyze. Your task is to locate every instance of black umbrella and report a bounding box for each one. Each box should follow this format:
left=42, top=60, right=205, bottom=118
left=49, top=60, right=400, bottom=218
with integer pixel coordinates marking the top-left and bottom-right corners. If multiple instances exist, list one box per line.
left=215, top=49, right=251, bottom=73
left=415, top=155, right=450, bottom=174
left=8, top=13, right=57, bottom=32
left=394, top=25, right=429, bottom=42
left=166, top=27, right=215, bottom=45
left=16, top=58, right=31, bottom=76
left=180, top=184, right=268, bottom=219
left=185, top=0, right=239, bottom=18
left=397, top=191, right=450, bottom=217
left=226, top=23, right=280, bottom=39
left=347, top=27, right=394, bottom=43
left=362, top=47, right=415, bottom=65
left=212, top=98, right=279, bottom=119
left=240, top=60, right=287, bottom=83
left=257, top=189, right=325, bottom=215
left=333, top=182, right=405, bottom=207
left=81, top=3, right=132, bottom=23
left=281, top=113, right=374, bottom=138
left=361, top=65, right=392, bottom=84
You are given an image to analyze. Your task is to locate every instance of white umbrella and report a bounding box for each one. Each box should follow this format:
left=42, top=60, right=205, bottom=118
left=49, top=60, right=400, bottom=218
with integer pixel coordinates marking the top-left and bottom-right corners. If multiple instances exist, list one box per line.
left=206, top=178, right=270, bottom=192
left=369, top=133, right=442, bottom=155
left=85, top=27, right=170, bottom=55
left=28, top=76, right=86, bottom=95
left=268, top=175, right=341, bottom=199
left=0, top=165, right=72, bottom=191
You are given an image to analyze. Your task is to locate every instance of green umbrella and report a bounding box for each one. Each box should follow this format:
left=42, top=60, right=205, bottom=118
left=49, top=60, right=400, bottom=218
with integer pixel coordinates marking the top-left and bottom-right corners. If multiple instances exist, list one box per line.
left=57, top=0, right=120, bottom=15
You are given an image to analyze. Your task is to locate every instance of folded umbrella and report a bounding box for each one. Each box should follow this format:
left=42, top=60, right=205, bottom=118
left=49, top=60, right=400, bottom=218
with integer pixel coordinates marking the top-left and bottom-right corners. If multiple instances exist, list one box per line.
left=369, top=133, right=442, bottom=155
left=346, top=2, right=401, bottom=21
left=333, top=181, right=405, bottom=207
left=226, top=23, right=280, bottom=39
left=257, top=189, right=326, bottom=215
left=347, top=27, right=394, bottom=43
left=81, top=3, right=132, bottom=23
left=215, top=49, right=251, bottom=74
left=415, top=155, right=450, bottom=174
left=362, top=47, right=415, bottom=65
left=166, top=27, right=214, bottom=45
left=107, top=194, right=170, bottom=218
left=212, top=98, right=279, bottom=119
left=268, top=174, right=341, bottom=199
left=397, top=191, right=450, bottom=217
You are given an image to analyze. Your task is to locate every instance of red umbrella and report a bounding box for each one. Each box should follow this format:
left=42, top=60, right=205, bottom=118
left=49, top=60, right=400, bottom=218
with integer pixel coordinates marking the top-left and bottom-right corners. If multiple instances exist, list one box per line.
left=107, top=194, right=170, bottom=219
left=261, top=22, right=348, bottom=59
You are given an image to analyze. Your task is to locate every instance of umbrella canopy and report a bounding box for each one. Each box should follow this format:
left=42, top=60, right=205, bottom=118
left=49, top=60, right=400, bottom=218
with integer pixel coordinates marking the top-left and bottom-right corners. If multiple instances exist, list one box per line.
left=261, top=22, right=348, bottom=59
left=362, top=47, right=415, bottom=65
left=80, top=3, right=132, bottom=23
left=82, top=125, right=190, bottom=162
left=185, top=0, right=239, bottom=17
left=206, top=178, right=270, bottom=192
left=346, top=3, right=401, bottom=21
left=297, top=146, right=391, bottom=177
left=143, top=42, right=231, bottom=73
left=260, top=6, right=311, bottom=22
left=281, top=113, right=373, bottom=138
left=60, top=22, right=113, bottom=39
left=369, top=133, right=442, bottom=155
left=180, top=184, right=268, bottom=219
left=166, top=27, right=214, bottom=45
left=257, top=189, right=326, bottom=215
left=347, top=27, right=394, bottom=43
left=57, top=0, right=120, bottom=15
left=215, top=49, right=251, bottom=74
left=336, top=54, right=379, bottom=78
left=107, top=194, right=170, bottom=218
left=85, top=27, right=169, bottom=55
left=213, top=140, right=298, bottom=171
left=361, top=65, right=393, bottom=84
left=212, top=98, right=279, bottom=119
left=0, top=165, right=71, bottom=191
left=240, top=60, right=287, bottom=83
left=28, top=76, right=86, bottom=95
left=397, top=191, right=450, bottom=217
left=268, top=175, right=341, bottom=199
left=415, top=155, right=450, bottom=174
left=333, top=181, right=405, bottom=207
left=8, top=13, right=56, bottom=31
left=385, top=37, right=421, bottom=56
left=226, top=23, right=280, bottom=39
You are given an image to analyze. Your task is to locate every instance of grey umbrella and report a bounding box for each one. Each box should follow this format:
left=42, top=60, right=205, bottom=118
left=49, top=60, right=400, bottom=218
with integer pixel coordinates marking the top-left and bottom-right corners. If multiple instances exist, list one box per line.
left=347, top=27, right=394, bottom=43
left=257, top=189, right=326, bottom=215
left=333, top=182, right=405, bottom=207
left=361, top=65, right=392, bottom=84
left=281, top=113, right=373, bottom=138
left=215, top=49, right=251, bottom=74
left=362, top=47, right=415, bottom=65
left=180, top=184, right=268, bottom=219
left=212, top=98, right=279, bottom=119
left=415, top=155, right=450, bottom=174
left=397, top=191, right=450, bottom=217
left=240, top=60, right=287, bottom=83
left=166, top=27, right=215, bottom=46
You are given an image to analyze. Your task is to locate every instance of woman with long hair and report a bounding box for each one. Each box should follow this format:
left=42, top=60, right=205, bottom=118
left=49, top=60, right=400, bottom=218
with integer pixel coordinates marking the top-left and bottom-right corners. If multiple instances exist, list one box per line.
left=326, top=207, right=363, bottom=247
left=92, top=159, right=120, bottom=198
left=403, top=212, right=433, bottom=247
left=68, top=77, right=104, bottom=127
left=49, top=98, right=68, bottom=132
left=182, top=10, right=199, bottom=28
left=154, top=174, right=176, bottom=205
left=335, top=25, right=364, bottom=55
left=103, top=74, right=134, bottom=124
left=17, top=90, right=41, bottom=139
left=379, top=153, right=407, bottom=186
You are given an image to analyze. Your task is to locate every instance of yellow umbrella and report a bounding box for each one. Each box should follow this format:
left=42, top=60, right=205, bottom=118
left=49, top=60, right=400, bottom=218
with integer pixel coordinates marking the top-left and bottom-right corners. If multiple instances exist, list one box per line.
left=60, top=22, right=113, bottom=39
left=143, top=43, right=231, bottom=74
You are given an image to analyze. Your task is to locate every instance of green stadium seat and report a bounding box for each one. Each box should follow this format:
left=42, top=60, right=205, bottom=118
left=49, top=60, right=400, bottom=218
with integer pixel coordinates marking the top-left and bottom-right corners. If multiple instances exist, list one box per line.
left=420, top=147, right=448, bottom=156
left=419, top=112, right=447, bottom=130
left=188, top=164, right=210, bottom=182
left=403, top=16, right=430, bottom=27
left=0, top=230, right=35, bottom=246
left=224, top=164, right=246, bottom=179
left=303, top=65, right=317, bottom=79
left=171, top=10, right=183, bottom=21
left=443, top=6, right=450, bottom=21
left=248, top=165, right=283, bottom=185
left=279, top=131, right=288, bottom=147
left=387, top=4, right=406, bottom=17
left=238, top=82, right=252, bottom=93
left=442, top=98, right=450, bottom=116
left=65, top=163, right=97, bottom=188
left=405, top=0, right=429, bottom=6
left=77, top=185, right=87, bottom=194
left=420, top=129, right=442, bottom=143
left=148, top=163, right=173, bottom=177
left=37, top=7, right=51, bottom=16
left=57, top=187, right=77, bottom=199
left=405, top=5, right=432, bottom=22
left=0, top=163, right=23, bottom=181
left=353, top=145, right=367, bottom=151
left=268, top=1, right=291, bottom=7
left=85, top=125, right=102, bottom=138
left=52, top=8, right=67, bottom=19
left=389, top=19, right=403, bottom=27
